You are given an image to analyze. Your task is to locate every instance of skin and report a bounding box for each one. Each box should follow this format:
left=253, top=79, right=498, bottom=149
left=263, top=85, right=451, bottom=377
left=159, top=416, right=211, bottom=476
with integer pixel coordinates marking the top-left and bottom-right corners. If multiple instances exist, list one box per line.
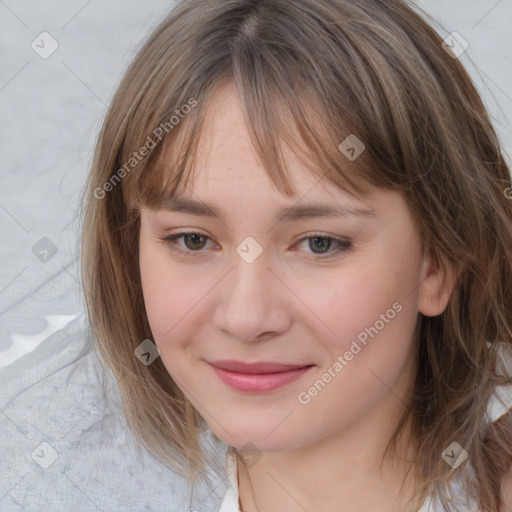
left=138, top=82, right=456, bottom=511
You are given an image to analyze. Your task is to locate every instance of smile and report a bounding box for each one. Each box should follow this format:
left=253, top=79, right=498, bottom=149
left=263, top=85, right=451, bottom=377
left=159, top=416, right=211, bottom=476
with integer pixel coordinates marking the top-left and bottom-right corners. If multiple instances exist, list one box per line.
left=208, top=360, right=315, bottom=392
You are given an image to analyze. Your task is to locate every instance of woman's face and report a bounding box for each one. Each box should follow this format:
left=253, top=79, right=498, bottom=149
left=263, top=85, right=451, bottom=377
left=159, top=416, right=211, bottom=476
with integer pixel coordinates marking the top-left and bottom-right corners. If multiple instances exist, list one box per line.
left=138, top=82, right=450, bottom=452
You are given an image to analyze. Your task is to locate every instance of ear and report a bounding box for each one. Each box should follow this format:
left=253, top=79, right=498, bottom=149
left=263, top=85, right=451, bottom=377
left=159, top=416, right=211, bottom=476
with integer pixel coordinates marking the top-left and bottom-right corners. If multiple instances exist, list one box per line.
left=418, top=247, right=456, bottom=317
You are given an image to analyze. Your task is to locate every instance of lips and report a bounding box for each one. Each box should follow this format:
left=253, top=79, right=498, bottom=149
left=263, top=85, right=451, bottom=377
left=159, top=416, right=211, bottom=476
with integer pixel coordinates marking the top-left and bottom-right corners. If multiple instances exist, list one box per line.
left=210, top=360, right=311, bottom=374
left=208, top=360, right=314, bottom=392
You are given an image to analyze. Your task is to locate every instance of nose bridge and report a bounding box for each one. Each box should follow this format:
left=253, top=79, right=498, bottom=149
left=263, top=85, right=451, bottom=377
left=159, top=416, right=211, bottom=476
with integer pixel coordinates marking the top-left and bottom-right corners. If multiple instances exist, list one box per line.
left=232, top=244, right=271, bottom=301
left=213, top=240, right=291, bottom=341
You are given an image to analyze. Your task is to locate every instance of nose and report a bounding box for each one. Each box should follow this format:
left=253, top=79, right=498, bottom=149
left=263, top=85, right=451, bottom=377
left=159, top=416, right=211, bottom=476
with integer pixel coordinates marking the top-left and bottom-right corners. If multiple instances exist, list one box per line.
left=212, top=248, right=293, bottom=343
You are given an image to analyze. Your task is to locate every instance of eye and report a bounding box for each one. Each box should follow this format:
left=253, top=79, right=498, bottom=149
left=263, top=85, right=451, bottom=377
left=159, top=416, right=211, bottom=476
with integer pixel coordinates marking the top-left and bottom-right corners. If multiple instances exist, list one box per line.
left=160, top=232, right=214, bottom=253
left=294, top=234, right=352, bottom=259
left=158, top=232, right=352, bottom=260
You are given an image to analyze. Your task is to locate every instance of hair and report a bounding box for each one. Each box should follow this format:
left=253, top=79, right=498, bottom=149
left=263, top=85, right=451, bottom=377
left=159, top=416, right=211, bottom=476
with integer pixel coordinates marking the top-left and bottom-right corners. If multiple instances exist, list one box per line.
left=80, top=0, right=512, bottom=510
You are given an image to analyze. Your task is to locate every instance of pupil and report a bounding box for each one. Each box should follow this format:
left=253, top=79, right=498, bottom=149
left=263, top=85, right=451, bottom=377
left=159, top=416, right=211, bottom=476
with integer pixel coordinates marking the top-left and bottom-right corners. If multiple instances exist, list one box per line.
left=186, top=234, right=205, bottom=250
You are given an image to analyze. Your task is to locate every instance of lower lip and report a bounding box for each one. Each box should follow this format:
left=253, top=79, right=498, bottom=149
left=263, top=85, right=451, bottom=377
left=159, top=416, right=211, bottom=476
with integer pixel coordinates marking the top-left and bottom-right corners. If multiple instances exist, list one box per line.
left=210, top=365, right=313, bottom=392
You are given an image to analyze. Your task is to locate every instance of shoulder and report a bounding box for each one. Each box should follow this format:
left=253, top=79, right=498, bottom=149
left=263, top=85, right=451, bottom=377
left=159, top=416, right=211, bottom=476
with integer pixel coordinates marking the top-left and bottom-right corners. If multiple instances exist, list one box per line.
left=0, top=313, right=199, bottom=511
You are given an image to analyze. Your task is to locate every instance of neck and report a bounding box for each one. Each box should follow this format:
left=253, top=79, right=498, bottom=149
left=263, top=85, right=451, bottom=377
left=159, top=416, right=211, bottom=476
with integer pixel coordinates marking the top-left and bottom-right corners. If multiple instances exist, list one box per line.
left=236, top=394, right=420, bottom=512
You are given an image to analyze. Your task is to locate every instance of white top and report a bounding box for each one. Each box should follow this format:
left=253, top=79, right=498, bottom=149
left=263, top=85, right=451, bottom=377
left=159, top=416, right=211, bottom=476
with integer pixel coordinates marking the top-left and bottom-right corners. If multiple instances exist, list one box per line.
left=218, top=342, right=512, bottom=512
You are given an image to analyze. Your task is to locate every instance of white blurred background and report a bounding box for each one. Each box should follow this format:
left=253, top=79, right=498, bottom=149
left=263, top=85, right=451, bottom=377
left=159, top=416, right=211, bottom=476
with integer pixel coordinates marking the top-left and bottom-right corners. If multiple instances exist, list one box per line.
left=0, top=0, right=511, bottom=367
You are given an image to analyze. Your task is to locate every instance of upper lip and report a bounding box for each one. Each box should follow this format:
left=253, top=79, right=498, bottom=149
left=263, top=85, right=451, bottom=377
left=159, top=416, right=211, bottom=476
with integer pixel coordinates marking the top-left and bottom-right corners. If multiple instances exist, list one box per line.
left=208, top=360, right=313, bottom=374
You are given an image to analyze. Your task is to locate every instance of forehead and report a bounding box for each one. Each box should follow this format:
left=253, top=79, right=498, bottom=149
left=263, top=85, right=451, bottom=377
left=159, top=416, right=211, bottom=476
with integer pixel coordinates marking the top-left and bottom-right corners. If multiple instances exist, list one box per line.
left=136, top=78, right=374, bottom=213
left=164, top=82, right=353, bottom=201
left=156, top=131, right=379, bottom=223
left=161, top=140, right=367, bottom=217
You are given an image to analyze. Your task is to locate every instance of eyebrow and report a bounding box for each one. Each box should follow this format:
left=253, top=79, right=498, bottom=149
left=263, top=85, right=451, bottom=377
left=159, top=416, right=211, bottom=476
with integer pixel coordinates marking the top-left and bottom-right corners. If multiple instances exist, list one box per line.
left=158, top=197, right=377, bottom=222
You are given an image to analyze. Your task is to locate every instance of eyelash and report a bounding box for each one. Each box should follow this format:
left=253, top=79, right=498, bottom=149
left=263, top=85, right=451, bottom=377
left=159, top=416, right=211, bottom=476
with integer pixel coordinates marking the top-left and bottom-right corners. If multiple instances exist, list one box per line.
left=157, top=232, right=352, bottom=260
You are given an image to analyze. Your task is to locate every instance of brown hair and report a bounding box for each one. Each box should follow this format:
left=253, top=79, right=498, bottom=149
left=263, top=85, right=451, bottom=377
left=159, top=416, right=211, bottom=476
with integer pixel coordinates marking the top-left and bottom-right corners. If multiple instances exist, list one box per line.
left=80, top=0, right=512, bottom=510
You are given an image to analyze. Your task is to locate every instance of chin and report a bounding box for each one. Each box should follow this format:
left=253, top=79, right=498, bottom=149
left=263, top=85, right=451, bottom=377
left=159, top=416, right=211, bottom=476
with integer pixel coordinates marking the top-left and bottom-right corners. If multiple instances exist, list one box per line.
left=208, top=421, right=301, bottom=453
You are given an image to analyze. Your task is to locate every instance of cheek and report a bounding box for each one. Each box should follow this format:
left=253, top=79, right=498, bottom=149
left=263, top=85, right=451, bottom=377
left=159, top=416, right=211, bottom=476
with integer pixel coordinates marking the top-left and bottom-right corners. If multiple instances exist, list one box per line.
left=138, top=244, right=225, bottom=392
left=291, top=262, right=419, bottom=435
left=139, top=242, right=169, bottom=336
left=140, top=262, right=205, bottom=343
left=298, top=252, right=420, bottom=356
left=139, top=252, right=207, bottom=386
left=139, top=238, right=198, bottom=344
